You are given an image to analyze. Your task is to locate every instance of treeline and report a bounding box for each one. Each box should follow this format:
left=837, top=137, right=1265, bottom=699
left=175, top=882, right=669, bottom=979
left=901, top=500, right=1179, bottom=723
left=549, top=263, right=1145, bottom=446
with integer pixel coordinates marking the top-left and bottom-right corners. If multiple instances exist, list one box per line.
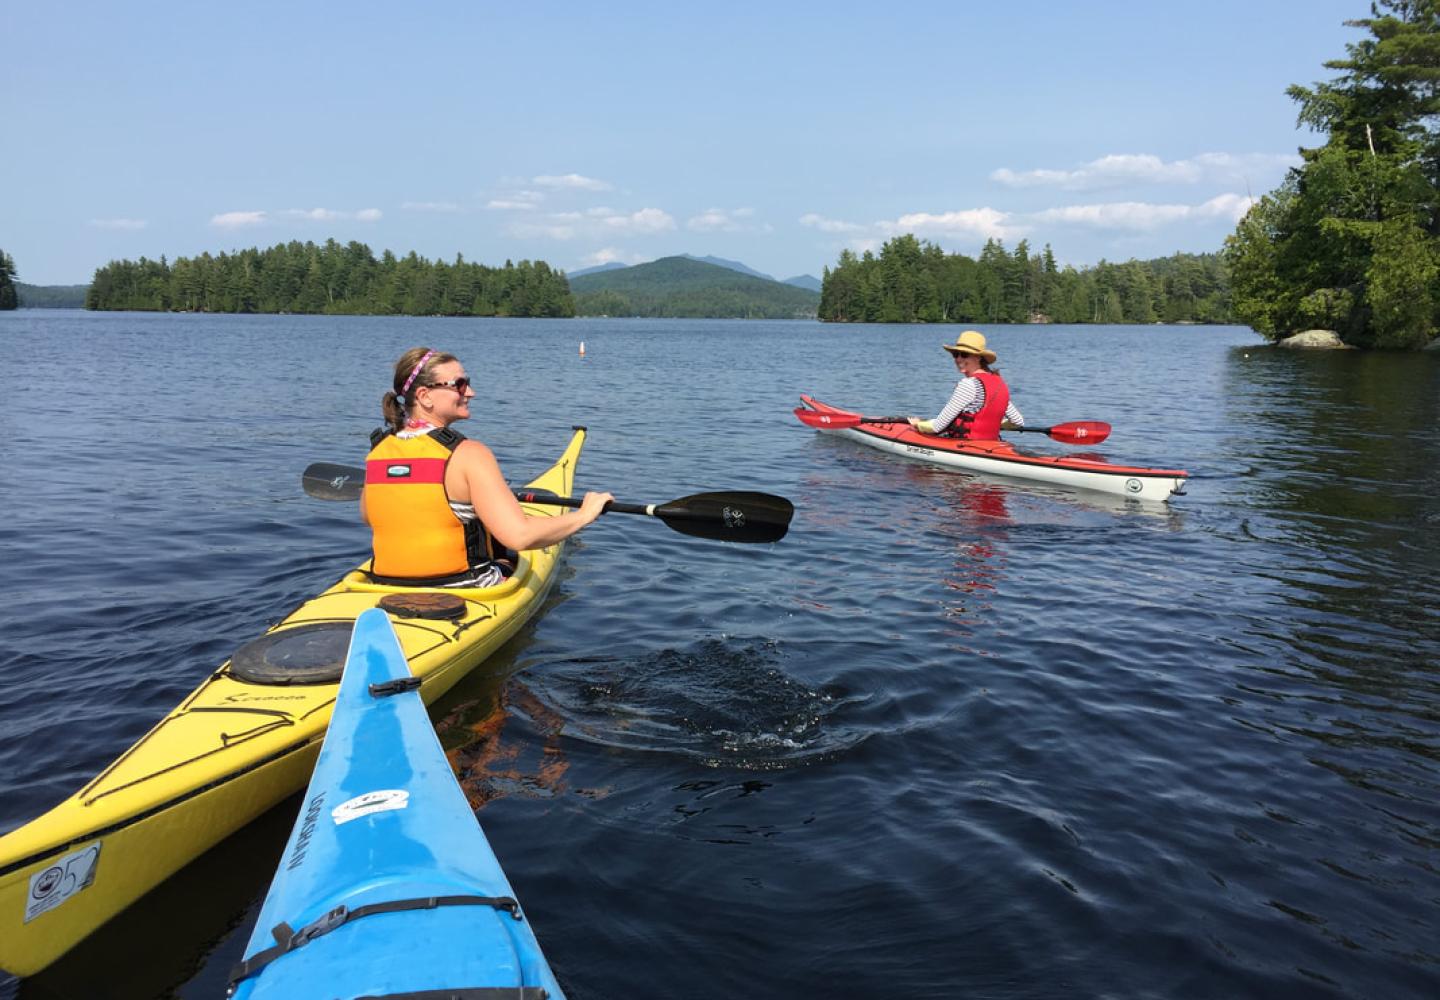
left=85, top=239, right=574, bottom=317
left=819, top=235, right=1232, bottom=325
left=573, top=288, right=814, bottom=318
left=1224, top=1, right=1439, bottom=349
left=0, top=249, right=17, bottom=310
left=17, top=283, right=89, bottom=308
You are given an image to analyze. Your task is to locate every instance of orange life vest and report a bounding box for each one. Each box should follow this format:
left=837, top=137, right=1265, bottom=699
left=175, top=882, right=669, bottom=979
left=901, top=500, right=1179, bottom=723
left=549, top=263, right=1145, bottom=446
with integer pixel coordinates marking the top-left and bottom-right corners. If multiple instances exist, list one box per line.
left=363, top=428, right=493, bottom=583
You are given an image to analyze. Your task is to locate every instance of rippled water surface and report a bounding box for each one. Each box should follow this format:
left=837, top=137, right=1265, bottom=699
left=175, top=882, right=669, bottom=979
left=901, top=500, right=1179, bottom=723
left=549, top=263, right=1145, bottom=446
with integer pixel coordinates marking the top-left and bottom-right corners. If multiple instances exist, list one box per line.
left=2, top=312, right=1438, bottom=999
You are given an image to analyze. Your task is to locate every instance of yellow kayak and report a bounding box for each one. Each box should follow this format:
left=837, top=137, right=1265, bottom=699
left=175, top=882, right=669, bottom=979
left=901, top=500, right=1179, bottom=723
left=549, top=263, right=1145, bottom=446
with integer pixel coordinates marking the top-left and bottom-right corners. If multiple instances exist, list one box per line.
left=0, top=427, right=586, bottom=978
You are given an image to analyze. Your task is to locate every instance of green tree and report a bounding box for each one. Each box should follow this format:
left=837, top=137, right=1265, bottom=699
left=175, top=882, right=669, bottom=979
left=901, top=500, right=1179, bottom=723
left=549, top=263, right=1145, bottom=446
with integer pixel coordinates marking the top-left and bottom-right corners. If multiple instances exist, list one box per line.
left=0, top=249, right=17, bottom=310
left=1225, top=0, right=1440, bottom=348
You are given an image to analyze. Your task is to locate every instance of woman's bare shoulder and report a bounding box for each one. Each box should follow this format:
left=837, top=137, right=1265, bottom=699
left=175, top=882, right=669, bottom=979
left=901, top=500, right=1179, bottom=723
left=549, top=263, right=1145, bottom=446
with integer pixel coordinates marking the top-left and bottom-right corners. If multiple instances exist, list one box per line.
left=453, top=436, right=499, bottom=468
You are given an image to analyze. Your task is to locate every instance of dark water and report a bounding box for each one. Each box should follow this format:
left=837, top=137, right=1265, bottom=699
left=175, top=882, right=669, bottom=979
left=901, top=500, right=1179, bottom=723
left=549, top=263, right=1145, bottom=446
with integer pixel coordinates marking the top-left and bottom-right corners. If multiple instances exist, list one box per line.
left=2, top=312, right=1438, bottom=999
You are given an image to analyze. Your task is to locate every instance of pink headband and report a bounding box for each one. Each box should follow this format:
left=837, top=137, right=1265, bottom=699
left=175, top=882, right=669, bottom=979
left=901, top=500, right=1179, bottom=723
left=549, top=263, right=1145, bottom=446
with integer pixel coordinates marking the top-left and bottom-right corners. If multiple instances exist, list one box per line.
left=398, top=350, right=436, bottom=400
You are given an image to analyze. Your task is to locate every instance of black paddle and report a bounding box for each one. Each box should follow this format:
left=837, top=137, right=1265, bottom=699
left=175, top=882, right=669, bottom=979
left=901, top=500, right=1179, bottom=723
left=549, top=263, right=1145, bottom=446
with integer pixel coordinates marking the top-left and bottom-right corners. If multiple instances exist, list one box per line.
left=301, top=463, right=793, bottom=544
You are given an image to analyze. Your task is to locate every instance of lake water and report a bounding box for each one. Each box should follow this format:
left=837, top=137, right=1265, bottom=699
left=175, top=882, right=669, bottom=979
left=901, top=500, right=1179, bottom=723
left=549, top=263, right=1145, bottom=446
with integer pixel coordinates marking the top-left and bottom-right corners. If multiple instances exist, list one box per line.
left=1, top=311, right=1438, bottom=999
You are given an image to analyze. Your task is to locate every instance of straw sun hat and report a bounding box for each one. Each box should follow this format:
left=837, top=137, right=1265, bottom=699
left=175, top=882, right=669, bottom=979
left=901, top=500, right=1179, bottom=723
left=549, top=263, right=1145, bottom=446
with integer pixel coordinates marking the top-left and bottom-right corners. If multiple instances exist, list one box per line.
left=941, top=330, right=997, bottom=363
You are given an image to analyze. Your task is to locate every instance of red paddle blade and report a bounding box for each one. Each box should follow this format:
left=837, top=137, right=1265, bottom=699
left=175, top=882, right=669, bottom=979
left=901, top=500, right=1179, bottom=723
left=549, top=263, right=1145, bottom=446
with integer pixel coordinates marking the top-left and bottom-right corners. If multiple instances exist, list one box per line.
left=1046, top=421, right=1111, bottom=445
left=793, top=408, right=864, bottom=429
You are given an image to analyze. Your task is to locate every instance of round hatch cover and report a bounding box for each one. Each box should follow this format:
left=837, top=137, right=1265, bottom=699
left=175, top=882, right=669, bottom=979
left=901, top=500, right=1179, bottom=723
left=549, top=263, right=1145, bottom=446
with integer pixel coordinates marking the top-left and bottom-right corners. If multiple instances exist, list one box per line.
left=229, top=623, right=353, bottom=685
left=378, top=592, right=466, bottom=620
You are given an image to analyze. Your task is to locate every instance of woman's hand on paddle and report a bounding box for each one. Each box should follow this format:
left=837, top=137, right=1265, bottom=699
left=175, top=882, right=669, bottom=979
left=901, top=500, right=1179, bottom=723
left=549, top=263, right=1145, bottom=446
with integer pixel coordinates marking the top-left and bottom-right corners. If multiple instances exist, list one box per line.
left=576, top=490, right=614, bottom=524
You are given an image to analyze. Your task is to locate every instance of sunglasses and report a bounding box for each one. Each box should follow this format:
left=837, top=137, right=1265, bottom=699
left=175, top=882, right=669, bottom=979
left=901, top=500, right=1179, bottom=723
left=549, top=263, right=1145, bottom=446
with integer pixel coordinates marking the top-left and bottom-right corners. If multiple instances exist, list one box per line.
left=429, top=377, right=472, bottom=393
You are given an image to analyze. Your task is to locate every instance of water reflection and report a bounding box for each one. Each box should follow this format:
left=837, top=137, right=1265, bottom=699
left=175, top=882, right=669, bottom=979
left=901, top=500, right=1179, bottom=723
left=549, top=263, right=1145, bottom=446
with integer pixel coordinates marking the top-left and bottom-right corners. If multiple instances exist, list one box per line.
left=1222, top=346, right=1440, bottom=527
left=436, top=681, right=574, bottom=810
left=926, top=475, right=1012, bottom=620
left=1218, top=346, right=1440, bottom=824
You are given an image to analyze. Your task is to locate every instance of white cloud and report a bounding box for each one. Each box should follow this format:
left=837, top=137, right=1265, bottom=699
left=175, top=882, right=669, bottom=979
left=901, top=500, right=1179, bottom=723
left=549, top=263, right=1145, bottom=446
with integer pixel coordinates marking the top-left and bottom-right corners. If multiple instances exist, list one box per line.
left=88, top=218, right=147, bottom=230
left=602, top=207, right=676, bottom=233
left=802, top=207, right=1020, bottom=246
left=533, top=173, right=612, bottom=191
left=211, top=206, right=383, bottom=229
left=884, top=208, right=1017, bottom=241
left=210, top=210, right=268, bottom=228
left=1197, top=192, right=1256, bottom=221
left=280, top=207, right=381, bottom=223
left=991, top=152, right=1299, bottom=190
left=507, top=206, right=675, bottom=242
left=284, top=207, right=340, bottom=222
left=799, top=213, right=867, bottom=234
left=403, top=201, right=463, bottom=213
left=485, top=190, right=544, bottom=211
left=1025, top=193, right=1256, bottom=230
left=580, top=247, right=644, bottom=267
left=687, top=207, right=763, bottom=232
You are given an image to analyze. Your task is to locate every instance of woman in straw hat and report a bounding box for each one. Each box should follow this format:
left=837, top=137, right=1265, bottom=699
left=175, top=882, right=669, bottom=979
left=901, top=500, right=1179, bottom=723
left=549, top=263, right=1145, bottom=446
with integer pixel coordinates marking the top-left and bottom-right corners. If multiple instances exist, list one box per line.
left=907, top=330, right=1024, bottom=441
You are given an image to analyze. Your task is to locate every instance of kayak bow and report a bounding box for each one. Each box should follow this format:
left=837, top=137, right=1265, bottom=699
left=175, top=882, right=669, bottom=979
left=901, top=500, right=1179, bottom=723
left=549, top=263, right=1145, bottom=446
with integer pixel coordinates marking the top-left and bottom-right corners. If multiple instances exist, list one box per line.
left=228, top=607, right=564, bottom=999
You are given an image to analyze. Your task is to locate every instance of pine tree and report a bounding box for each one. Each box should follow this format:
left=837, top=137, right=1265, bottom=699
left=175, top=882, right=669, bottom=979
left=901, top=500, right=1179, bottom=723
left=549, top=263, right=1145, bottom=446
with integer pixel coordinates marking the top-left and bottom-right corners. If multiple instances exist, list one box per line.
left=1226, top=0, right=1440, bottom=348
left=0, top=249, right=18, bottom=310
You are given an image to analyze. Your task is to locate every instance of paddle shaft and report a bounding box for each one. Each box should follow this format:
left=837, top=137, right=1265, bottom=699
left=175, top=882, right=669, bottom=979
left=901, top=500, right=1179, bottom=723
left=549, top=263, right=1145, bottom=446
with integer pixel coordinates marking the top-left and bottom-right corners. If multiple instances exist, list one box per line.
left=301, top=463, right=792, bottom=543
left=513, top=490, right=653, bottom=518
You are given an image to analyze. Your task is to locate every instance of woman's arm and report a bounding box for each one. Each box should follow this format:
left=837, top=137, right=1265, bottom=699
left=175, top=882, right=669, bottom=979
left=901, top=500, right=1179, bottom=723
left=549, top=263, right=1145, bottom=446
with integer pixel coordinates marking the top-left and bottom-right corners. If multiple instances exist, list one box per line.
left=924, top=378, right=982, bottom=432
left=452, top=439, right=611, bottom=551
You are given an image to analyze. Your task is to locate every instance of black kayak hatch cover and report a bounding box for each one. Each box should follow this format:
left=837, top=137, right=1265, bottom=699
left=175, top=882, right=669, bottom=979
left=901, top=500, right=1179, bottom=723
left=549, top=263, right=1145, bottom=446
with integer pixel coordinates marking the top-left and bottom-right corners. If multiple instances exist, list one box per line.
left=228, top=622, right=354, bottom=685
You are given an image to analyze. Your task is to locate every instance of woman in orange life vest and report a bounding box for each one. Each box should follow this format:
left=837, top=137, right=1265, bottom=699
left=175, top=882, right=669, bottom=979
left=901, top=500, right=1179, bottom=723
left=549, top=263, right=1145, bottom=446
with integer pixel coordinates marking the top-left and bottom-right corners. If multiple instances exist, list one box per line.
left=907, top=330, right=1024, bottom=440
left=360, top=347, right=614, bottom=587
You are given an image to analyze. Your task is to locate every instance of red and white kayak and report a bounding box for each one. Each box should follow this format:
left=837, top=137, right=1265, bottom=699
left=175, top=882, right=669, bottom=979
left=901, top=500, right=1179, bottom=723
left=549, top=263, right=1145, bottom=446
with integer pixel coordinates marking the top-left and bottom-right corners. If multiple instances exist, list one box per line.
left=796, top=395, right=1187, bottom=502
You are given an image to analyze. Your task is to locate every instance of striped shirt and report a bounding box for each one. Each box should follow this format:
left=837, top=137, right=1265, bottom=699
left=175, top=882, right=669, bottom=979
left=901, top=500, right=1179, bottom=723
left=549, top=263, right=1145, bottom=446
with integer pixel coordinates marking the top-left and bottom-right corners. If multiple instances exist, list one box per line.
left=931, top=377, right=1025, bottom=432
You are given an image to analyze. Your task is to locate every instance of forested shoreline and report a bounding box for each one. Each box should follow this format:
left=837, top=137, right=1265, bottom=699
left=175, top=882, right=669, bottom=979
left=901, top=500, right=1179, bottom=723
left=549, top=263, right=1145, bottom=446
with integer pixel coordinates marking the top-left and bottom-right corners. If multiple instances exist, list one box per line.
left=1223, top=1, right=1439, bottom=350
left=0, top=249, right=17, bottom=310
left=85, top=240, right=574, bottom=317
left=819, top=236, right=1231, bottom=325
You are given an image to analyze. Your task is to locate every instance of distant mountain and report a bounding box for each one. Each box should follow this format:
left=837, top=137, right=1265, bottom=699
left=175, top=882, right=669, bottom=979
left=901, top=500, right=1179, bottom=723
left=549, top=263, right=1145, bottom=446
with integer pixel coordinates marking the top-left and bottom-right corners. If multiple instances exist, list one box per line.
left=678, top=254, right=774, bottom=282
left=782, top=274, right=822, bottom=292
left=16, top=283, right=89, bottom=308
left=566, top=261, right=629, bottom=279
left=569, top=255, right=819, bottom=319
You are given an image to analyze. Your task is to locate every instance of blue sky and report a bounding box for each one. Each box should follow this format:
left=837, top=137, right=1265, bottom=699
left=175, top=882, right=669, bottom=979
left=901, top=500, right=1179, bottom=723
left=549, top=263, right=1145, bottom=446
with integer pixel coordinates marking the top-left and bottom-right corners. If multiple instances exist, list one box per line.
left=4, top=1, right=1365, bottom=285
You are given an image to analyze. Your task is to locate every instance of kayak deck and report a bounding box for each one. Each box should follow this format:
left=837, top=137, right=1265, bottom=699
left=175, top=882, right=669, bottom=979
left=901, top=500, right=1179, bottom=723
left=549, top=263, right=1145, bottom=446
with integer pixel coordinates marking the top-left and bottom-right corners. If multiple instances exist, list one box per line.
left=0, top=428, right=584, bottom=979
left=798, top=394, right=1187, bottom=501
left=230, top=608, right=563, bottom=999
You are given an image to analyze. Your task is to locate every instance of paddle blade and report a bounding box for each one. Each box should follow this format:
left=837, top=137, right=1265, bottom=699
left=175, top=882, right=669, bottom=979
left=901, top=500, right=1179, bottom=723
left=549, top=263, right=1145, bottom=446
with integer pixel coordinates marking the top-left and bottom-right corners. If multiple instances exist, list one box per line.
left=302, top=462, right=365, bottom=501
left=654, top=491, right=794, bottom=544
left=793, top=408, right=864, bottom=429
left=1045, top=421, right=1111, bottom=445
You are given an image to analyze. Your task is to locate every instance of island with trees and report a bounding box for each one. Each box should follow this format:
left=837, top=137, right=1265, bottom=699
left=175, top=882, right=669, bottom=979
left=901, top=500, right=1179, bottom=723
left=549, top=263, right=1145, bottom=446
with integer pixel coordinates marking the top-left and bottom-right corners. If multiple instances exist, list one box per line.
left=85, top=239, right=574, bottom=318
left=818, top=236, right=1231, bottom=325
left=1224, top=0, right=1439, bottom=350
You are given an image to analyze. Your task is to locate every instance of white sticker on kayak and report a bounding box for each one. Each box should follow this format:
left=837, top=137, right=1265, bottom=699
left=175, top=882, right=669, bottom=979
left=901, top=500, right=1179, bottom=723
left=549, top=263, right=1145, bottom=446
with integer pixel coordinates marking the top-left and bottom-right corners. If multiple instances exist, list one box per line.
left=25, top=842, right=102, bottom=923
left=332, top=789, right=409, bottom=825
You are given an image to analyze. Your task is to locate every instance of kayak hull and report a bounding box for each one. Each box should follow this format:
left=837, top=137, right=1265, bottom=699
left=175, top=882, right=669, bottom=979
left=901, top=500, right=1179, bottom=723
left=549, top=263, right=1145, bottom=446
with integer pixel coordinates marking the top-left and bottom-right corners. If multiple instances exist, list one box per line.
left=0, top=428, right=585, bottom=979
left=799, top=395, right=1186, bottom=501
left=229, top=607, right=563, bottom=999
